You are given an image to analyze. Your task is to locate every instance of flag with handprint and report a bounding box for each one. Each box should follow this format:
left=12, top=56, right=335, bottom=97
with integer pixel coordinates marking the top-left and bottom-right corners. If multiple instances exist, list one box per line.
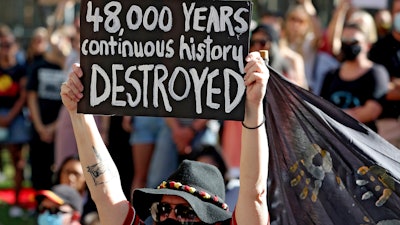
left=265, top=66, right=400, bottom=225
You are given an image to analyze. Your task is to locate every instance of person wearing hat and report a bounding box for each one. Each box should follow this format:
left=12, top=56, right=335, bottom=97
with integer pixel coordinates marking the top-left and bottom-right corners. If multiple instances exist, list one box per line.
left=36, top=184, right=83, bottom=225
left=60, top=51, right=270, bottom=225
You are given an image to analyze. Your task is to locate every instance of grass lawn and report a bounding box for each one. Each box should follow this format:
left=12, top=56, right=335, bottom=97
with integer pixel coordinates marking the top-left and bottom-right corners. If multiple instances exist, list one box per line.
left=0, top=202, right=36, bottom=225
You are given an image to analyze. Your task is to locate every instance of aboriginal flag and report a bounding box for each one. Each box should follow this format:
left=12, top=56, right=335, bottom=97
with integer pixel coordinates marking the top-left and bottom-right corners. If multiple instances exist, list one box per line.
left=265, top=66, right=400, bottom=225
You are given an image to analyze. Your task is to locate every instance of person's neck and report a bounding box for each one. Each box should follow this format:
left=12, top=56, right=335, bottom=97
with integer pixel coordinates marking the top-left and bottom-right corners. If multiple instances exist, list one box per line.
left=44, top=51, right=65, bottom=69
left=340, top=57, right=373, bottom=80
left=0, top=56, right=16, bottom=69
left=343, top=56, right=373, bottom=73
left=345, top=55, right=371, bottom=67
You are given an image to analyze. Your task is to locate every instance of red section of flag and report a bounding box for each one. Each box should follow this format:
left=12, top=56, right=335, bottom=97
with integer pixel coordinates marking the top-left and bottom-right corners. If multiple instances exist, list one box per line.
left=0, top=188, right=37, bottom=209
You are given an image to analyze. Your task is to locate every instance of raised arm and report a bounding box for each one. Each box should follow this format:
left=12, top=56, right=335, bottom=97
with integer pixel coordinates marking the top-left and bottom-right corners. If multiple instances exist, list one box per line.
left=325, top=0, right=351, bottom=56
left=235, top=52, right=270, bottom=225
left=60, top=64, right=129, bottom=225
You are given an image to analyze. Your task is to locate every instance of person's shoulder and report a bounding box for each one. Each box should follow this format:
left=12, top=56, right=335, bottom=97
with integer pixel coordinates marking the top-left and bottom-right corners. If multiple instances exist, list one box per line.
left=28, top=58, right=47, bottom=73
left=323, top=66, right=340, bottom=80
left=271, top=53, right=291, bottom=73
left=14, top=63, right=28, bottom=78
left=122, top=201, right=145, bottom=225
left=14, top=61, right=27, bottom=70
left=280, top=45, right=305, bottom=67
left=371, top=63, right=389, bottom=72
left=223, top=218, right=233, bottom=225
left=379, top=33, right=397, bottom=43
left=316, top=52, right=340, bottom=73
left=370, top=63, right=390, bottom=79
left=0, top=62, right=26, bottom=76
left=317, top=51, right=339, bottom=64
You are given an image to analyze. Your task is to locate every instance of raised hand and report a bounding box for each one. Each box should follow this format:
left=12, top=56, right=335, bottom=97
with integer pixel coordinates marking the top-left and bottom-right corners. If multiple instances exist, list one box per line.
left=60, top=63, right=84, bottom=113
left=243, top=52, right=269, bottom=107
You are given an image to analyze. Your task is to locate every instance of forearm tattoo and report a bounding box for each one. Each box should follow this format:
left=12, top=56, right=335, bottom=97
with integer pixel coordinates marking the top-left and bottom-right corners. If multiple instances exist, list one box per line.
left=86, top=146, right=117, bottom=185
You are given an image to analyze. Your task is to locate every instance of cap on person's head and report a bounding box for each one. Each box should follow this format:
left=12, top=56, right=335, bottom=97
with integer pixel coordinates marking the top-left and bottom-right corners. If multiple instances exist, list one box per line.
left=36, top=184, right=83, bottom=214
left=132, top=159, right=231, bottom=224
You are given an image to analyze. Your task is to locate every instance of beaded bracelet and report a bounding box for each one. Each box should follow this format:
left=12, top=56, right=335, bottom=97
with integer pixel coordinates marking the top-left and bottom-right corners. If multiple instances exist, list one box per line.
left=241, top=115, right=266, bottom=129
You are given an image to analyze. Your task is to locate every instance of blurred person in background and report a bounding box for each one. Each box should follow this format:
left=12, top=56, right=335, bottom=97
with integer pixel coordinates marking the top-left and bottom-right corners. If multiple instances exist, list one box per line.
left=283, top=0, right=339, bottom=95
left=369, top=0, right=400, bottom=147
left=374, top=9, right=392, bottom=40
left=54, top=156, right=98, bottom=225
left=259, top=10, right=308, bottom=90
left=325, top=0, right=378, bottom=58
left=26, top=27, right=49, bottom=66
left=54, top=156, right=85, bottom=198
left=36, top=184, right=83, bottom=225
left=320, top=23, right=389, bottom=132
left=0, top=27, right=31, bottom=218
left=27, top=26, right=72, bottom=191
left=122, top=115, right=165, bottom=189
left=105, top=115, right=133, bottom=198
left=54, top=16, right=106, bottom=174
left=250, top=24, right=304, bottom=87
left=54, top=21, right=81, bottom=170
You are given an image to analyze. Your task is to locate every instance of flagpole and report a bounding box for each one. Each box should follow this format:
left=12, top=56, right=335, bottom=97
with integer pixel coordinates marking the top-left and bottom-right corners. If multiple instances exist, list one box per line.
left=259, top=50, right=269, bottom=66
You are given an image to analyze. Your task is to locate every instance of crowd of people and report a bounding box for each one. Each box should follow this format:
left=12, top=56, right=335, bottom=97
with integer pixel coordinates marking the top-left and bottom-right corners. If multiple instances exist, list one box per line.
left=0, top=0, right=400, bottom=224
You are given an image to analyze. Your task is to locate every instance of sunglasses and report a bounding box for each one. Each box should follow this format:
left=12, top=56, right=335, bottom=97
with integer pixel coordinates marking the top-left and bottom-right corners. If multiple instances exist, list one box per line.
left=250, top=39, right=269, bottom=46
left=150, top=202, right=198, bottom=222
left=38, top=205, right=71, bottom=215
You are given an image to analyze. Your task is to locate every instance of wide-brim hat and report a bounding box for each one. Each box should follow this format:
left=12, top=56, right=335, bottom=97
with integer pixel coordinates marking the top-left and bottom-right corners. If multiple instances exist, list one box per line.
left=132, top=160, right=232, bottom=224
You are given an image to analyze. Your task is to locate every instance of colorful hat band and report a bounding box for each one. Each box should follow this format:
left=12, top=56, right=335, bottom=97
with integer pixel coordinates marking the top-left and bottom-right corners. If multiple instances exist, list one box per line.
left=37, top=190, right=65, bottom=205
left=157, top=181, right=229, bottom=211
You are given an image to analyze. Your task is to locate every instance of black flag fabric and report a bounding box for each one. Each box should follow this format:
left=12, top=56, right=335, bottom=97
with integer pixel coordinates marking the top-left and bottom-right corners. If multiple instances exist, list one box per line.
left=264, top=66, right=400, bottom=225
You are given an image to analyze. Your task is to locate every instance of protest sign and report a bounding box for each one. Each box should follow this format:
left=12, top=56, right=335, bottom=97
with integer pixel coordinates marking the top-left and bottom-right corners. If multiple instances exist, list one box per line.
left=79, top=0, right=252, bottom=120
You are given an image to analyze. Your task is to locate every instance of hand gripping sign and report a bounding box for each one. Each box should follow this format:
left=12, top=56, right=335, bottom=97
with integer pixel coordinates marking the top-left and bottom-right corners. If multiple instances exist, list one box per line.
left=79, top=0, right=252, bottom=120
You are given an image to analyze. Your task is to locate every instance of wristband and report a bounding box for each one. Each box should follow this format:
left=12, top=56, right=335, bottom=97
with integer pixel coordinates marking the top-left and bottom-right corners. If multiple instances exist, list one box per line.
left=242, top=115, right=266, bottom=129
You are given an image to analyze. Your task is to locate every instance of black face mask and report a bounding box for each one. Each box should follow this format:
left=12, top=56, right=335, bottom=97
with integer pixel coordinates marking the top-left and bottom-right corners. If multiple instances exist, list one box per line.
left=155, top=218, right=208, bottom=225
left=341, top=42, right=361, bottom=61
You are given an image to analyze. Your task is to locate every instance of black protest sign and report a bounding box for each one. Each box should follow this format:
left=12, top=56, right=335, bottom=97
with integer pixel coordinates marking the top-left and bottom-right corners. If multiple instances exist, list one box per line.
left=79, top=0, right=252, bottom=120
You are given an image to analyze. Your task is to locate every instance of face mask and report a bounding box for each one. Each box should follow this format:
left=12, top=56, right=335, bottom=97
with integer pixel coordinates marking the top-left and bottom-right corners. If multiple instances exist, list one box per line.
left=393, top=12, right=400, bottom=33
left=37, top=210, right=63, bottom=225
left=155, top=218, right=208, bottom=225
left=341, top=43, right=361, bottom=61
